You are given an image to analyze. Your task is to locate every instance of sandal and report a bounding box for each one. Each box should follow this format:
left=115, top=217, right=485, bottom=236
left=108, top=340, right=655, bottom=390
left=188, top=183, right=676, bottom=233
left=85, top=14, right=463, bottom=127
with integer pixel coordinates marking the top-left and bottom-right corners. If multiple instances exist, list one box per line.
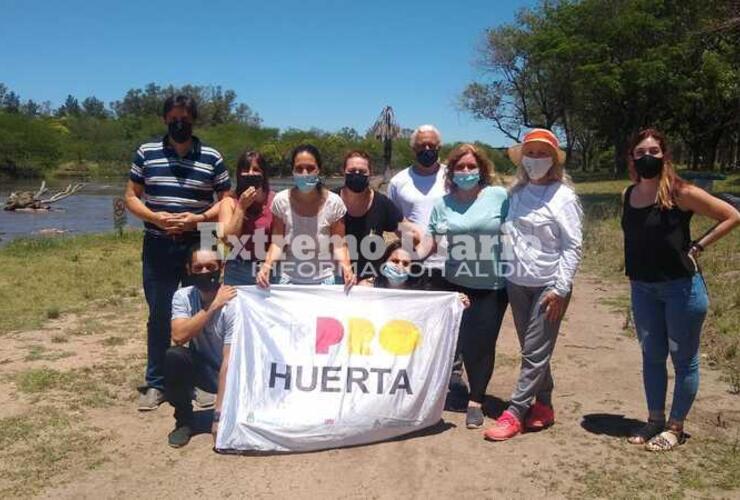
left=627, top=419, right=665, bottom=445
left=645, top=430, right=686, bottom=452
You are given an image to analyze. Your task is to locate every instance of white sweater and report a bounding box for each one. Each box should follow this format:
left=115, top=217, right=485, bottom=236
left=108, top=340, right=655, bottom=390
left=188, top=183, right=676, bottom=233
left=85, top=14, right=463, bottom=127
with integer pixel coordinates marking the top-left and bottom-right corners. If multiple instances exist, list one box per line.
left=502, top=182, right=583, bottom=296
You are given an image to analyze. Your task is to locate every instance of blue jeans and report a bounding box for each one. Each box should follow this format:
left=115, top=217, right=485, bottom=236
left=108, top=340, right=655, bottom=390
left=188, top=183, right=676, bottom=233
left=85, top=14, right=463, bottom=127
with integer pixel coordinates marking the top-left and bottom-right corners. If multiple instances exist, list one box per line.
left=223, top=260, right=258, bottom=285
left=142, top=233, right=195, bottom=391
left=630, top=273, right=708, bottom=422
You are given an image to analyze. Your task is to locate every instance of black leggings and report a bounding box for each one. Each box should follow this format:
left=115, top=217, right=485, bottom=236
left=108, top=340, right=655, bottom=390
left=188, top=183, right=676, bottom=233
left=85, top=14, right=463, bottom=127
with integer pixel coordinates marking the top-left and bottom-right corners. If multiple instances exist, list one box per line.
left=445, top=281, right=509, bottom=403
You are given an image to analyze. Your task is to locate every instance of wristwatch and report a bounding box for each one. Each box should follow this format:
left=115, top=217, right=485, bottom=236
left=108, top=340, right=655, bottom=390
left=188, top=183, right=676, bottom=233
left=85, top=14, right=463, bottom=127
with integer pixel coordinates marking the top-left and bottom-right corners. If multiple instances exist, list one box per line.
left=213, top=410, right=221, bottom=423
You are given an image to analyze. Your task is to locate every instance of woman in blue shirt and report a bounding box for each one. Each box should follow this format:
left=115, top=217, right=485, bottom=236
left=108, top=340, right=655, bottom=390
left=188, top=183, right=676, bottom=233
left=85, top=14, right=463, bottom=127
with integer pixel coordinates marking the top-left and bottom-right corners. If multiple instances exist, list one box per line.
left=425, top=143, right=509, bottom=429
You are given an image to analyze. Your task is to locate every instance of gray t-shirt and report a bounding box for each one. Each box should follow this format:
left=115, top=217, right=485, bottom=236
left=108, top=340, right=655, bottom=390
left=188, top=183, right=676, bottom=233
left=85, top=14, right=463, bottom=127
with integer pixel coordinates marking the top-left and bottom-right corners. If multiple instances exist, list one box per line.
left=171, top=286, right=236, bottom=389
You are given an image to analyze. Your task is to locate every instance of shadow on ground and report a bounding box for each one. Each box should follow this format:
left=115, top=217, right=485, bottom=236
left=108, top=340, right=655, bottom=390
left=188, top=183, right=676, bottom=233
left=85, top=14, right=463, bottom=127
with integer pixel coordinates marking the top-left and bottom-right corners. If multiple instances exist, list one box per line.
left=581, top=413, right=645, bottom=437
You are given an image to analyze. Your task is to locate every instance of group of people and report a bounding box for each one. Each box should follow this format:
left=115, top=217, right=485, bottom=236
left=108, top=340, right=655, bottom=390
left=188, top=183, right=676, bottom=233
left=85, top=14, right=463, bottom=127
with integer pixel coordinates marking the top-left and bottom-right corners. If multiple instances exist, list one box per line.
left=124, top=95, right=739, bottom=451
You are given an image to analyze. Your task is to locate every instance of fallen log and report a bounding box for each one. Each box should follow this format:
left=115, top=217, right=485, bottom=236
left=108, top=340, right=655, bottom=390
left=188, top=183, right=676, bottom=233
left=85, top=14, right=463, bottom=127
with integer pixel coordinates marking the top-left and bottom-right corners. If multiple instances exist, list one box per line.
left=4, top=181, right=85, bottom=211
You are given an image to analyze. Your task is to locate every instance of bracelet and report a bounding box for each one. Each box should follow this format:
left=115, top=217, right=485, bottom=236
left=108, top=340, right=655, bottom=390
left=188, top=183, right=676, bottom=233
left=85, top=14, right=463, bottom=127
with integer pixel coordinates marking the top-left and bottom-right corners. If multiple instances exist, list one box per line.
left=213, top=410, right=221, bottom=423
left=691, top=241, right=704, bottom=252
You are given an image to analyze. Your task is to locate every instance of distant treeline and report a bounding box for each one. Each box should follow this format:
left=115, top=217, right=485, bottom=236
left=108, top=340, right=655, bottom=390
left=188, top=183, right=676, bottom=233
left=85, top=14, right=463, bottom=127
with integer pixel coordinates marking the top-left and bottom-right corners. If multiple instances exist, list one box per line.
left=0, top=82, right=513, bottom=179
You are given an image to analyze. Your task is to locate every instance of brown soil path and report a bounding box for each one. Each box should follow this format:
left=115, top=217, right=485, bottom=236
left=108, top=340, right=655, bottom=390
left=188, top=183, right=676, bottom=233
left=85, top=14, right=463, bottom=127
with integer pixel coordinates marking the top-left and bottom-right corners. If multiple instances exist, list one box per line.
left=2, top=275, right=738, bottom=499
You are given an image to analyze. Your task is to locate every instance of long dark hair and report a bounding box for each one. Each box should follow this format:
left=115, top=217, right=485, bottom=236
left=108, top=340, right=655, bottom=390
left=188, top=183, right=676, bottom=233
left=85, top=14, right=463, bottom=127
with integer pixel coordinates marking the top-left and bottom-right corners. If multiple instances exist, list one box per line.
left=373, top=239, right=427, bottom=290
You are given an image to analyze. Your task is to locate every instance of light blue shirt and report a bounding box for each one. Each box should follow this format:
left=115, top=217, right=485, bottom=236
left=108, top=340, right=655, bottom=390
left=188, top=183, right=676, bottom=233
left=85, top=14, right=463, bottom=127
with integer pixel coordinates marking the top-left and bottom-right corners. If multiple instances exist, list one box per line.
left=171, top=286, right=236, bottom=388
left=428, top=185, right=508, bottom=290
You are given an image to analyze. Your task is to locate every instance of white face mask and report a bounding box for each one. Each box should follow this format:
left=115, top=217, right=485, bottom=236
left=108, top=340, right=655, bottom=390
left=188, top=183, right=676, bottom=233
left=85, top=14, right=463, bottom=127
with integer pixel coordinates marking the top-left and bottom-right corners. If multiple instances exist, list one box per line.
left=521, top=156, right=553, bottom=180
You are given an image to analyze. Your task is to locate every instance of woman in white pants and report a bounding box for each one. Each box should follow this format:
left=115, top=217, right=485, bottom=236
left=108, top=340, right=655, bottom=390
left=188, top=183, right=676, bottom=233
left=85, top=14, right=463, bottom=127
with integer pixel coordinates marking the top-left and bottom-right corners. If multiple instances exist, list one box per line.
left=484, top=129, right=583, bottom=442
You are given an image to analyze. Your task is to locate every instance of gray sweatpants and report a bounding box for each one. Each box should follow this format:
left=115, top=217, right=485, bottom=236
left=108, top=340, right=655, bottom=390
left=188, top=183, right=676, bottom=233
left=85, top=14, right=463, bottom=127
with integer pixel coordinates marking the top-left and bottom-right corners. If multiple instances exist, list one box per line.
left=506, top=281, right=568, bottom=420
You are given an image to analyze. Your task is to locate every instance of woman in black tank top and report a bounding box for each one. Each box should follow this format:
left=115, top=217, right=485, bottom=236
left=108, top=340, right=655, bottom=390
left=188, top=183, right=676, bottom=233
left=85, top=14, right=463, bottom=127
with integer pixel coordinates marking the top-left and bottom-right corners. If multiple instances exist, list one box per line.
left=621, top=129, right=739, bottom=452
left=622, top=183, right=695, bottom=282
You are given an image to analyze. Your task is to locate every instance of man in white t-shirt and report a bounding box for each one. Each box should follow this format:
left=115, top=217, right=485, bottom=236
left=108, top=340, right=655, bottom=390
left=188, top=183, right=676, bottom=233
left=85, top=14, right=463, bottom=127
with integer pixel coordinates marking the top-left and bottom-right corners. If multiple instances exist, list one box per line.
left=387, top=124, right=466, bottom=407
left=388, top=124, right=448, bottom=275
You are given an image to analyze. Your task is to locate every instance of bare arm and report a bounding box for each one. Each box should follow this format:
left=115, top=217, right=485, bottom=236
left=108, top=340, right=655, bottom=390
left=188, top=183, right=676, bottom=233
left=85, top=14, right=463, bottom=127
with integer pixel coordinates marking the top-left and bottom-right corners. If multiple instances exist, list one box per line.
left=220, top=188, right=259, bottom=237
left=124, top=180, right=168, bottom=226
left=171, top=311, right=213, bottom=346
left=171, top=286, right=237, bottom=345
left=677, top=185, right=740, bottom=250
left=219, top=196, right=242, bottom=237
left=256, top=216, right=286, bottom=288
left=200, top=190, right=229, bottom=222
left=330, top=219, right=356, bottom=290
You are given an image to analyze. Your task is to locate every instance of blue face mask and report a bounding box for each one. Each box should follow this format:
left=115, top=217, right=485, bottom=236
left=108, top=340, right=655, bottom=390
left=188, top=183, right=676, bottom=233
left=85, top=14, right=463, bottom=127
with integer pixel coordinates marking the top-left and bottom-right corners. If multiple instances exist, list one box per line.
left=453, top=171, right=480, bottom=191
left=381, top=263, right=409, bottom=285
left=294, top=173, right=319, bottom=193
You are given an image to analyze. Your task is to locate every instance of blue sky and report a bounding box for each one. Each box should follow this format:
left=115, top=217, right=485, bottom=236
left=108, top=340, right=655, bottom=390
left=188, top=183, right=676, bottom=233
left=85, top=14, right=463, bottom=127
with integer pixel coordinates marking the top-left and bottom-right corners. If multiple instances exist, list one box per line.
left=0, top=0, right=535, bottom=146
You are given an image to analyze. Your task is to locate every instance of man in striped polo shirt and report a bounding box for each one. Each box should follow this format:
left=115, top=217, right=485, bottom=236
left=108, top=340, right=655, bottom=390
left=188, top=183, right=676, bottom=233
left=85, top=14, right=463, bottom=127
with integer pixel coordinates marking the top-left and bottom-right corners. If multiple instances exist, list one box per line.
left=124, top=95, right=231, bottom=411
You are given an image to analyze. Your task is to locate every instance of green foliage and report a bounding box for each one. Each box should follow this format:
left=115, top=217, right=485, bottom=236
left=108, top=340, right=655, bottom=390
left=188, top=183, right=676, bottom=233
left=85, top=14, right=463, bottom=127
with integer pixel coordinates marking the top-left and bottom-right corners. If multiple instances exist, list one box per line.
left=0, top=112, right=63, bottom=175
left=0, top=81, right=489, bottom=178
left=462, top=0, right=739, bottom=173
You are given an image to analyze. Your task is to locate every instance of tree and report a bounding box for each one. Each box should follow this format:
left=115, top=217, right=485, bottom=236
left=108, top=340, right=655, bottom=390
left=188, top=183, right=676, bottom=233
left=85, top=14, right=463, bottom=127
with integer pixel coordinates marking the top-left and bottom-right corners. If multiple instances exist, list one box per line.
left=461, top=0, right=739, bottom=174
left=81, top=96, right=109, bottom=119
left=3, top=91, right=21, bottom=113
left=233, top=103, right=262, bottom=127
left=57, top=95, right=81, bottom=117
left=21, top=100, right=40, bottom=117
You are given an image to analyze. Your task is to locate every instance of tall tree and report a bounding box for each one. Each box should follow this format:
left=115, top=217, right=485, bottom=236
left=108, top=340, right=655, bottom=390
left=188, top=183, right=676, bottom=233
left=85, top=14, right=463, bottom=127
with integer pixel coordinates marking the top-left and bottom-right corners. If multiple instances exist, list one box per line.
left=57, top=95, right=81, bottom=117
left=81, top=96, right=109, bottom=119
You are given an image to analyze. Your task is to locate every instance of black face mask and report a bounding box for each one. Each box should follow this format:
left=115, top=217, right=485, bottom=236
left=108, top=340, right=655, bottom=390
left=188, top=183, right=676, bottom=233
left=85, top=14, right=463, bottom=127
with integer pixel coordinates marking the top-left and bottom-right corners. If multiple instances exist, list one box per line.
left=191, top=269, right=221, bottom=293
left=168, top=119, right=193, bottom=144
left=237, top=174, right=264, bottom=197
left=416, top=148, right=439, bottom=168
left=344, top=172, right=369, bottom=193
left=634, top=155, right=663, bottom=179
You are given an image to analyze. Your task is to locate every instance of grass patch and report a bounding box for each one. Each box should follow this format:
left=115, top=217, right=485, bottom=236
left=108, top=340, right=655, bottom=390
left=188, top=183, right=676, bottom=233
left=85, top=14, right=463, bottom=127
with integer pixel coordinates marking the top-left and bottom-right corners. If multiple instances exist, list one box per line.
left=0, top=407, right=109, bottom=498
left=12, top=356, right=145, bottom=408
left=567, top=436, right=740, bottom=498
left=71, top=318, right=105, bottom=336
left=0, top=231, right=143, bottom=335
left=14, top=367, right=117, bottom=408
left=101, top=336, right=126, bottom=347
left=577, top=173, right=740, bottom=386
left=51, top=333, right=68, bottom=343
left=23, top=344, right=73, bottom=362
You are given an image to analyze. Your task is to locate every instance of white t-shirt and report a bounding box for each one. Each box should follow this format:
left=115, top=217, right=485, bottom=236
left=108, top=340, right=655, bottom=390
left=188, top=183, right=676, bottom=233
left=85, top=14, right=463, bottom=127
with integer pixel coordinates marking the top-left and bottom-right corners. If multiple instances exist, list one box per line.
left=502, top=182, right=583, bottom=296
left=171, top=286, right=235, bottom=390
left=387, top=164, right=447, bottom=269
left=271, top=189, right=347, bottom=284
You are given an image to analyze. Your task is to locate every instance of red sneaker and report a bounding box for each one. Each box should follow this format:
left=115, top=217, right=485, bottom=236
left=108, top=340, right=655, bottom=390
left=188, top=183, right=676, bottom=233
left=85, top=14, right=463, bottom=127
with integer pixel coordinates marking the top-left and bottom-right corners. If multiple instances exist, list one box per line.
left=525, top=402, right=555, bottom=431
left=483, top=410, right=522, bottom=441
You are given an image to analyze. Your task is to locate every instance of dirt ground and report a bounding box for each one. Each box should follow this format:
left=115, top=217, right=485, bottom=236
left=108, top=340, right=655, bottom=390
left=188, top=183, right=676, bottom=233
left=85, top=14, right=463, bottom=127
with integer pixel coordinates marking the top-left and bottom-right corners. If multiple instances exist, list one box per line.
left=2, top=274, right=738, bottom=499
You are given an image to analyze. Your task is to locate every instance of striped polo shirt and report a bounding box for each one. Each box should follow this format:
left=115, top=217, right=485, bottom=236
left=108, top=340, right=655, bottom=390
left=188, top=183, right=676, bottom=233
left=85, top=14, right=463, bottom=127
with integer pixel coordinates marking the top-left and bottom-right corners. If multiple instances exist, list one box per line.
left=129, top=135, right=231, bottom=236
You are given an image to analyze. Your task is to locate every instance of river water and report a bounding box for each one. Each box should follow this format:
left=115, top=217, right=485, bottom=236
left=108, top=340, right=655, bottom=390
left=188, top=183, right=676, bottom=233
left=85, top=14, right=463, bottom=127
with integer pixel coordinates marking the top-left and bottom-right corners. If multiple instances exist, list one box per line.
left=0, top=177, right=343, bottom=246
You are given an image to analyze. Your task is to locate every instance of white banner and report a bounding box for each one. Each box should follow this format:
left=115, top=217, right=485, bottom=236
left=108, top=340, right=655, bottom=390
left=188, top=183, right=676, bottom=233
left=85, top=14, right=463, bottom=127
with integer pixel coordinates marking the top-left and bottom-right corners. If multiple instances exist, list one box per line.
left=216, top=285, right=463, bottom=453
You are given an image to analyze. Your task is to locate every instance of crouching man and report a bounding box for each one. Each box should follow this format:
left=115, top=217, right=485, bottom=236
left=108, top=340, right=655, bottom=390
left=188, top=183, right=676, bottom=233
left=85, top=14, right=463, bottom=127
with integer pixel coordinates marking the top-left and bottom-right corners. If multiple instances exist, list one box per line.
left=165, top=246, right=236, bottom=448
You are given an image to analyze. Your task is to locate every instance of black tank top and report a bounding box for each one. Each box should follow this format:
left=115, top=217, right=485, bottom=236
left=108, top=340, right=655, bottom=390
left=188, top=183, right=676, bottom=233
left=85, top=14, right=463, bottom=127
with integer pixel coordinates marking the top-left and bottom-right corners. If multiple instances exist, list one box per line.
left=621, top=185, right=695, bottom=282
